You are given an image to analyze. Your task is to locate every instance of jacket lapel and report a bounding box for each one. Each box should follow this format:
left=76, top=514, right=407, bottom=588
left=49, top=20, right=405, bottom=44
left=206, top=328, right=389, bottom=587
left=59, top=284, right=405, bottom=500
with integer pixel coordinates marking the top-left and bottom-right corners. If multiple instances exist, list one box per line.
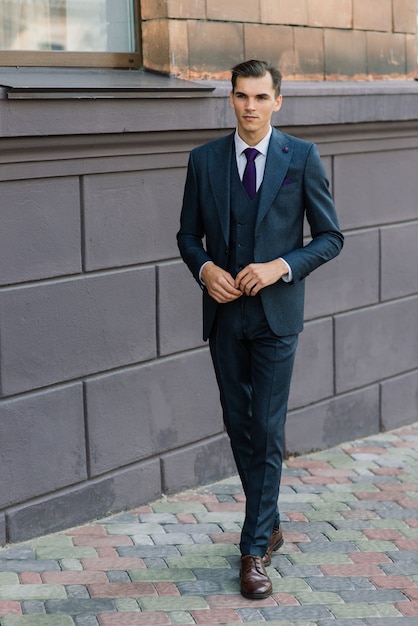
left=256, top=128, right=293, bottom=229
left=207, top=133, right=234, bottom=246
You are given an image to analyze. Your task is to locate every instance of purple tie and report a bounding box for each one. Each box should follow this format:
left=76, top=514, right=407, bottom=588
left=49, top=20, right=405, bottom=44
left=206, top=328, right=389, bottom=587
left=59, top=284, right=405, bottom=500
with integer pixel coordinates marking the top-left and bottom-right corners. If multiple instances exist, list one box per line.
left=242, top=147, right=259, bottom=199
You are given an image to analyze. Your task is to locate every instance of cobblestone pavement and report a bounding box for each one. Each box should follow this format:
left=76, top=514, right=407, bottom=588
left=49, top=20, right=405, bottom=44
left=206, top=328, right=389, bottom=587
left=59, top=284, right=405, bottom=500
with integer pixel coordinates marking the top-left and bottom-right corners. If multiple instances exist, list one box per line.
left=1, top=423, right=418, bottom=626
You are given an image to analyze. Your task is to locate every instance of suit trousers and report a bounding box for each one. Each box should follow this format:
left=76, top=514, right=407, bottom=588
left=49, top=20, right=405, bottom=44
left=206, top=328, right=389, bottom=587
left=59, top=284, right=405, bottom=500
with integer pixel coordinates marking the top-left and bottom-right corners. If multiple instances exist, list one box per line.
left=209, top=294, right=298, bottom=556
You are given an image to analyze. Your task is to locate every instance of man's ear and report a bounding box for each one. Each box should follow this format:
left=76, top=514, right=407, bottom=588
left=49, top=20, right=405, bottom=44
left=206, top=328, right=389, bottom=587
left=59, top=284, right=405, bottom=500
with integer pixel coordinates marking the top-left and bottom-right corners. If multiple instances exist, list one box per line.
left=274, top=95, right=283, bottom=112
left=229, top=90, right=235, bottom=108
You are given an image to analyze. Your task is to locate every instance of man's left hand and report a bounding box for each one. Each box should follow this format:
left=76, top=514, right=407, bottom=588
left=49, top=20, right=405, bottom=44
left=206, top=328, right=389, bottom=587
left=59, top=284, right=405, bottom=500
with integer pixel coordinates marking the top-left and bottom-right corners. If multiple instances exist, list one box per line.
left=235, top=259, right=289, bottom=296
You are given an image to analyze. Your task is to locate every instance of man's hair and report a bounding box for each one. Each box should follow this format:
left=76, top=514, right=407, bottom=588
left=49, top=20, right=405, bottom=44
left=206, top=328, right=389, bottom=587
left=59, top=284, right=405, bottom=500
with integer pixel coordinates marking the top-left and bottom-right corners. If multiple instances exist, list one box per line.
left=231, top=60, right=282, bottom=97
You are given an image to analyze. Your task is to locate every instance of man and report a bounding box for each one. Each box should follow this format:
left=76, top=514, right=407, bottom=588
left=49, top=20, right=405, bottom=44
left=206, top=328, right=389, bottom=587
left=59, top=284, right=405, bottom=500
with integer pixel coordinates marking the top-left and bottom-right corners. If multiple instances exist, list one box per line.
left=177, top=60, right=343, bottom=600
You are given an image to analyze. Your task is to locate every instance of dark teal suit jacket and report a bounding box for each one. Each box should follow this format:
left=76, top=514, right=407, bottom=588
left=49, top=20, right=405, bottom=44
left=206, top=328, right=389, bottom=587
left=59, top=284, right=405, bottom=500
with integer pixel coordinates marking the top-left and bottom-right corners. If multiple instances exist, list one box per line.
left=177, top=128, right=344, bottom=340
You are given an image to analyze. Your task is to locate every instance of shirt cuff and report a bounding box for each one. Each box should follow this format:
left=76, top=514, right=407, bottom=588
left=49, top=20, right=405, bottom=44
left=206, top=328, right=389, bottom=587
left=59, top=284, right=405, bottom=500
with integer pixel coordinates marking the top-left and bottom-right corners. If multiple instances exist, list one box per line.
left=199, top=260, right=213, bottom=285
left=280, top=258, right=293, bottom=283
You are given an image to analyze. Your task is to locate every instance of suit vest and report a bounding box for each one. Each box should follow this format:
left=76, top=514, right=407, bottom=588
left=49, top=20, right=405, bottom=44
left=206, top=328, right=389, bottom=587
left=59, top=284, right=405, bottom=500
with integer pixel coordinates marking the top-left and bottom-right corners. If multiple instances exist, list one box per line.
left=227, top=158, right=261, bottom=277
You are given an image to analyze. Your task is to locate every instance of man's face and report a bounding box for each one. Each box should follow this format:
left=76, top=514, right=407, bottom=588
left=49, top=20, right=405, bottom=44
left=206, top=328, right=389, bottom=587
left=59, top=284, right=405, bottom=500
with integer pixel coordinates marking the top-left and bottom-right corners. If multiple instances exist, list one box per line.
left=230, top=73, right=282, bottom=145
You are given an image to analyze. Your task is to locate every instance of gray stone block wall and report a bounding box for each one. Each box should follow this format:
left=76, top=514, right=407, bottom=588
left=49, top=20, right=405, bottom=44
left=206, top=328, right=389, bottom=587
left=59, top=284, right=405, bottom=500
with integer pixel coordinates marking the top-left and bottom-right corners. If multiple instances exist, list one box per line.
left=0, top=79, right=417, bottom=544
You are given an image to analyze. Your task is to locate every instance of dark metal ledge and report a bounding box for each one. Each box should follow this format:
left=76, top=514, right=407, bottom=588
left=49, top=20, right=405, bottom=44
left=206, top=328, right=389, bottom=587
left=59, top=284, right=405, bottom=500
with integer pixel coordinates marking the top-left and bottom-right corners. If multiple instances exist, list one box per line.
left=0, top=68, right=215, bottom=100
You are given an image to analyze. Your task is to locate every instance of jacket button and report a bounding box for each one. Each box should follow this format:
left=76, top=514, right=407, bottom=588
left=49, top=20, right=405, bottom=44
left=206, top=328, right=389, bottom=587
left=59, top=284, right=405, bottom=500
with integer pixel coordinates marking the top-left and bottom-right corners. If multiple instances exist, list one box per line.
left=225, top=248, right=229, bottom=254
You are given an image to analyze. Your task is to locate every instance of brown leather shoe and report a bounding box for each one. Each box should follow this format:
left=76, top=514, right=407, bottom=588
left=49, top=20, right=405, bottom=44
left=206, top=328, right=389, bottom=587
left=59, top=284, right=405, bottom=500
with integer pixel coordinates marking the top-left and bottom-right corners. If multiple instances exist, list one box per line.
left=240, top=555, right=272, bottom=599
left=262, top=526, right=284, bottom=566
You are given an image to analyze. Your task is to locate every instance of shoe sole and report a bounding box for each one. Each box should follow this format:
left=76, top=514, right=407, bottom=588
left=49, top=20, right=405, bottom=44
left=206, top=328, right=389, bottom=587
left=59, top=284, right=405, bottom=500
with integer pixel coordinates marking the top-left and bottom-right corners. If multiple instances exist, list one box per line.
left=241, top=588, right=272, bottom=600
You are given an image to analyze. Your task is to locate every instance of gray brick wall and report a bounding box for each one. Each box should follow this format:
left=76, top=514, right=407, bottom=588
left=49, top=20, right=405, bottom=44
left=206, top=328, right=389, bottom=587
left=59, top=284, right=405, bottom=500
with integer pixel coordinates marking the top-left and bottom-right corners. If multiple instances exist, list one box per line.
left=0, top=80, right=417, bottom=544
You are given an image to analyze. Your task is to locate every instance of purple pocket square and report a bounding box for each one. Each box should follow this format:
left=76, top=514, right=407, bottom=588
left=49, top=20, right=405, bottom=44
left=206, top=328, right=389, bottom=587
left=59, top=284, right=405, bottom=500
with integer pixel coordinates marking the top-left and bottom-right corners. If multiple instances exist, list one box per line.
left=283, top=177, right=292, bottom=186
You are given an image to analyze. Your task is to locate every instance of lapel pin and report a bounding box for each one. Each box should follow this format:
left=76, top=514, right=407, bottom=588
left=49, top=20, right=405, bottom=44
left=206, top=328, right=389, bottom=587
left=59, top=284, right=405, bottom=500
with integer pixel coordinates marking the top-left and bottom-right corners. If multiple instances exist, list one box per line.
left=282, top=146, right=289, bottom=153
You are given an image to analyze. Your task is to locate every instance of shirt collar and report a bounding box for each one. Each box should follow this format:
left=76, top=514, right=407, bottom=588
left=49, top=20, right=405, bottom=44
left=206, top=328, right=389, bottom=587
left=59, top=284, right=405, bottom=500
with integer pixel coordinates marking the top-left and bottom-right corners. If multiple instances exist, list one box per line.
left=234, top=126, right=272, bottom=157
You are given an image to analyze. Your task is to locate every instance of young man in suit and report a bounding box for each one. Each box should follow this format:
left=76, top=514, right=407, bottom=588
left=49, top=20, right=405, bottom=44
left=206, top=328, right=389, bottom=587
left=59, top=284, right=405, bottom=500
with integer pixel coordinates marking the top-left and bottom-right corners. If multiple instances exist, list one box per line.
left=177, top=59, right=344, bottom=599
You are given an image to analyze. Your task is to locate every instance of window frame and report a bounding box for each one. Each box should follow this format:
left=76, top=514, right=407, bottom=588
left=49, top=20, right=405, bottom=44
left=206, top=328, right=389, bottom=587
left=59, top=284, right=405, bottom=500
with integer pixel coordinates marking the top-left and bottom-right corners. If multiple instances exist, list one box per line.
left=0, top=0, right=142, bottom=69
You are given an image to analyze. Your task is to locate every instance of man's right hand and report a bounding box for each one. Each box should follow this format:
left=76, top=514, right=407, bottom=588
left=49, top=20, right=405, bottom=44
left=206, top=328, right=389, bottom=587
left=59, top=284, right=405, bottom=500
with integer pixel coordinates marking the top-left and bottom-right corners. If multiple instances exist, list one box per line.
left=201, top=262, right=243, bottom=303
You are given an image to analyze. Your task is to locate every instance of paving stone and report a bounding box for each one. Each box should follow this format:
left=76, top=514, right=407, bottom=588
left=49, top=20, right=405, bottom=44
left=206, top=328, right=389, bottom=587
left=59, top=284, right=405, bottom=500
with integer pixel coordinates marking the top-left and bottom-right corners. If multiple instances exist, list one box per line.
left=128, top=568, right=195, bottom=583
left=167, top=611, right=194, bottom=624
left=0, top=572, right=20, bottom=584
left=235, top=606, right=265, bottom=621
left=306, top=576, right=375, bottom=591
left=175, top=580, right=226, bottom=595
left=117, top=545, right=181, bottom=559
left=0, top=561, right=60, bottom=573
left=44, top=599, right=115, bottom=615
left=141, top=558, right=168, bottom=568
left=339, top=589, right=408, bottom=603
left=1, top=618, right=74, bottom=625
left=298, top=541, right=359, bottom=553
left=104, top=524, right=165, bottom=536
left=113, top=598, right=140, bottom=612
left=287, top=552, right=353, bottom=565
left=21, top=601, right=46, bottom=614
left=294, top=590, right=344, bottom=604
left=65, top=586, right=90, bottom=599
left=260, top=604, right=334, bottom=620
left=177, top=543, right=239, bottom=557
left=137, top=514, right=178, bottom=524
left=150, top=533, right=194, bottom=546
left=163, top=524, right=222, bottom=535
left=106, top=571, right=131, bottom=583
left=364, top=616, right=417, bottom=626
left=60, top=560, right=83, bottom=572
left=0, top=547, right=35, bottom=561
left=138, top=596, right=208, bottom=611
left=0, top=585, right=67, bottom=601
left=330, top=602, right=402, bottom=618
left=74, top=617, right=99, bottom=626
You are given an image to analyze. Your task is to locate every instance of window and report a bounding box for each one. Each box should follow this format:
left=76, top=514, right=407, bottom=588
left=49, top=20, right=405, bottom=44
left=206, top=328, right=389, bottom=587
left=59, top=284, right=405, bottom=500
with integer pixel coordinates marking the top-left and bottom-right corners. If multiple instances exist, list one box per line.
left=0, top=0, right=141, bottom=68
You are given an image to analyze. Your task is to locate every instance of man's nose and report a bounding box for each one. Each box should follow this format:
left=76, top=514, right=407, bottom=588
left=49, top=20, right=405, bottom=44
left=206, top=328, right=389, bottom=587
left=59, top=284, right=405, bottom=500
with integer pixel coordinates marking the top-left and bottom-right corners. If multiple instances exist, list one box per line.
left=246, top=99, right=256, bottom=110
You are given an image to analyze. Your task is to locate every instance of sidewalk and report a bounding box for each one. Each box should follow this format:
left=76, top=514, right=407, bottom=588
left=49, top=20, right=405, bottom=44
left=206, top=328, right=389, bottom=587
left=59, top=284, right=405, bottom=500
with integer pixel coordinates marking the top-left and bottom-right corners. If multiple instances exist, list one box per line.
left=1, top=423, right=418, bottom=626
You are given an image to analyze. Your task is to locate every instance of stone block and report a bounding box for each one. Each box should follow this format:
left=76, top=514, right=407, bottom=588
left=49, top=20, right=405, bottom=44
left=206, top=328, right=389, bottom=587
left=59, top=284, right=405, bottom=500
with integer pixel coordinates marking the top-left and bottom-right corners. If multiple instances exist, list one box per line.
left=381, top=222, right=418, bottom=301
left=335, top=297, right=418, bottom=394
left=141, top=19, right=170, bottom=73
left=260, top=0, right=308, bottom=26
left=0, top=269, right=156, bottom=396
left=308, top=0, right=352, bottom=29
left=406, top=34, right=418, bottom=76
left=0, top=385, right=86, bottom=508
left=393, top=0, right=417, bottom=34
left=366, top=31, right=406, bottom=77
left=305, top=230, right=380, bottom=320
left=244, top=24, right=294, bottom=76
left=166, top=19, right=189, bottom=76
left=6, top=460, right=161, bottom=543
left=188, top=21, right=244, bottom=77
left=294, top=27, right=324, bottom=79
left=83, top=168, right=184, bottom=271
left=167, top=0, right=206, bottom=19
left=353, top=0, right=392, bottom=32
left=158, top=261, right=205, bottom=355
left=85, top=350, right=222, bottom=476
left=334, top=149, right=418, bottom=230
left=288, top=319, right=334, bottom=410
left=140, top=0, right=167, bottom=20
left=324, top=29, right=367, bottom=78
left=161, top=434, right=236, bottom=493
left=286, top=386, right=380, bottom=455
left=0, top=178, right=81, bottom=286
left=207, top=0, right=259, bottom=22
left=381, top=370, right=418, bottom=431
